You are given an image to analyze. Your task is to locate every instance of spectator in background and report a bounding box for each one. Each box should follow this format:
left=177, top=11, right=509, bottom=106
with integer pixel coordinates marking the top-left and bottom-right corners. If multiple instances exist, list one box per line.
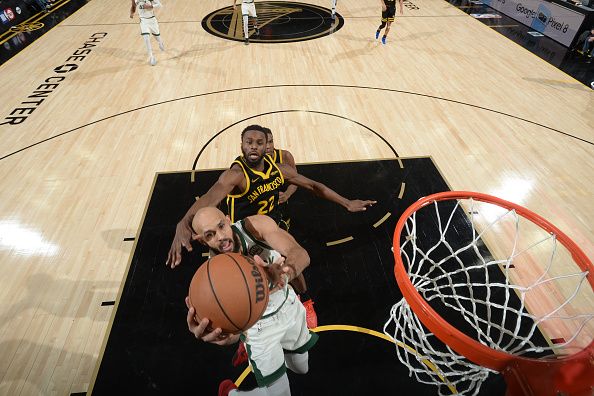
left=581, top=27, right=594, bottom=57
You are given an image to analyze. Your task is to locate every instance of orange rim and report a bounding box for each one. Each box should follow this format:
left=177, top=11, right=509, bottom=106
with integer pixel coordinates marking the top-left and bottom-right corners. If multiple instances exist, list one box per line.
left=392, top=191, right=594, bottom=373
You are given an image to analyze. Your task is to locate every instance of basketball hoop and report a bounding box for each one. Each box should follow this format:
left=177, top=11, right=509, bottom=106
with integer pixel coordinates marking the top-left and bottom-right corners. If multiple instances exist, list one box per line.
left=384, top=191, right=594, bottom=396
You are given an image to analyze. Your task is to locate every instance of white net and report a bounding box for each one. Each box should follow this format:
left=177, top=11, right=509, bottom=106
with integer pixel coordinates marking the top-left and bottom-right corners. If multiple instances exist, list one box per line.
left=384, top=196, right=594, bottom=396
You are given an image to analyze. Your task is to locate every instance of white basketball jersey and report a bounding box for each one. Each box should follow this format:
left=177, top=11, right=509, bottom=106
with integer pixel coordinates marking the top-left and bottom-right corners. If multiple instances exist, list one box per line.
left=231, top=219, right=282, bottom=266
left=135, top=0, right=161, bottom=19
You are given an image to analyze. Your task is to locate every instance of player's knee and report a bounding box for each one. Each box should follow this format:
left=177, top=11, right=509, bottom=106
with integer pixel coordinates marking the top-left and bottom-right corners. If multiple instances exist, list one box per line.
left=379, top=22, right=386, bottom=29
left=291, top=364, right=308, bottom=375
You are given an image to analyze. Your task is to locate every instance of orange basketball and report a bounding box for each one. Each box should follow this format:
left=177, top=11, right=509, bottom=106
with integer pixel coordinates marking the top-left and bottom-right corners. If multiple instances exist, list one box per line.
left=188, top=252, right=270, bottom=334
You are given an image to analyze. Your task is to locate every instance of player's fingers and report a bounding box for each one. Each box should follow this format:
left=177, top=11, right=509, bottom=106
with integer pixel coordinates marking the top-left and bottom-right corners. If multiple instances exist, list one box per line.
left=273, top=256, right=285, bottom=266
left=172, top=252, right=182, bottom=268
left=253, top=255, right=266, bottom=266
left=182, top=240, right=193, bottom=252
left=201, top=327, right=222, bottom=342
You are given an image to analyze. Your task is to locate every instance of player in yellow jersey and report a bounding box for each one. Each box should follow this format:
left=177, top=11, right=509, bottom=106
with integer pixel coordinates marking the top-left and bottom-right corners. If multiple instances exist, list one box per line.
left=375, top=0, right=403, bottom=45
left=264, top=127, right=298, bottom=208
left=167, top=124, right=375, bottom=268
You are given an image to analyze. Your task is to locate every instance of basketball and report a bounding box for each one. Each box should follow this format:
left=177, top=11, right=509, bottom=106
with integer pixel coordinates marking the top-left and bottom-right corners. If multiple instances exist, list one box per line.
left=188, top=252, right=270, bottom=334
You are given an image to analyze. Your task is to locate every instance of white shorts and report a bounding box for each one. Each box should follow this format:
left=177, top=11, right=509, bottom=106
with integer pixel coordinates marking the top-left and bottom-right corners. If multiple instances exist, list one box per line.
left=140, top=17, right=160, bottom=35
left=241, top=1, right=257, bottom=18
left=242, top=287, right=318, bottom=386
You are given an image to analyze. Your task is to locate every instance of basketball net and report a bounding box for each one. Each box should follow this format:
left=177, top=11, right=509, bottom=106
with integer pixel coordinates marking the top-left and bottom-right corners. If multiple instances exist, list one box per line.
left=384, top=192, right=594, bottom=396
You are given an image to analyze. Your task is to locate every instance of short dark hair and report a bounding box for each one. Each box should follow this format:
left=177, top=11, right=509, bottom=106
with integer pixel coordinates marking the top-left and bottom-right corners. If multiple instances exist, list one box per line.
left=262, top=127, right=272, bottom=136
left=241, top=125, right=268, bottom=141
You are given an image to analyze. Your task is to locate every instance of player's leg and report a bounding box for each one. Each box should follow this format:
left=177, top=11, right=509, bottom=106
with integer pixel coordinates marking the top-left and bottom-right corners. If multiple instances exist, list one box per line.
left=382, top=21, right=391, bottom=44
left=376, top=12, right=387, bottom=39
left=382, top=19, right=393, bottom=44
left=253, top=17, right=260, bottom=36
left=139, top=20, right=156, bottom=65
left=151, top=19, right=165, bottom=51
left=242, top=13, right=249, bottom=44
left=290, top=274, right=317, bottom=329
left=381, top=8, right=395, bottom=44
left=250, top=3, right=259, bottom=37
left=241, top=2, right=250, bottom=44
left=142, top=34, right=156, bottom=65
left=284, top=351, right=309, bottom=374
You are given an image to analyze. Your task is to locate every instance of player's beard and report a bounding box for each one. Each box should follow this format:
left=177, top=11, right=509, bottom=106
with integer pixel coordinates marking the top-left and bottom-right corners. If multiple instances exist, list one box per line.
left=243, top=150, right=264, bottom=168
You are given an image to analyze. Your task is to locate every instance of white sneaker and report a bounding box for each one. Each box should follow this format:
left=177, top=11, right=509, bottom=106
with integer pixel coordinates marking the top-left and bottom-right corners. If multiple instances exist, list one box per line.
left=149, top=55, right=156, bottom=66
left=159, top=42, right=165, bottom=51
left=591, top=81, right=594, bottom=89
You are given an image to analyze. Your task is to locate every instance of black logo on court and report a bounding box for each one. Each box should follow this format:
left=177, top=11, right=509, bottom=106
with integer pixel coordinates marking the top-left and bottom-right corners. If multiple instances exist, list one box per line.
left=202, top=1, right=344, bottom=44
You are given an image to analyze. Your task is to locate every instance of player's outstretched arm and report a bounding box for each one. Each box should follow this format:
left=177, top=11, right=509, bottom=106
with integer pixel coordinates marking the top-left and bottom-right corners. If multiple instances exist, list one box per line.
left=166, top=169, right=244, bottom=268
left=280, top=164, right=376, bottom=212
left=398, top=0, right=404, bottom=14
left=244, top=215, right=310, bottom=283
left=185, top=297, right=239, bottom=345
left=129, top=0, right=136, bottom=18
left=279, top=150, right=298, bottom=203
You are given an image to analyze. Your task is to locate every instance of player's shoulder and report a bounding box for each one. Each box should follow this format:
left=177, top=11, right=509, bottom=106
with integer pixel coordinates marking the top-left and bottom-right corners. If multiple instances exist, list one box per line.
left=221, top=164, right=247, bottom=181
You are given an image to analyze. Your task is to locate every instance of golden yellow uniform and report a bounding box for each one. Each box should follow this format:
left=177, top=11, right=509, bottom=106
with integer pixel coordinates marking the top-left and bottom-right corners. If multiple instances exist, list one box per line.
left=226, top=155, right=284, bottom=223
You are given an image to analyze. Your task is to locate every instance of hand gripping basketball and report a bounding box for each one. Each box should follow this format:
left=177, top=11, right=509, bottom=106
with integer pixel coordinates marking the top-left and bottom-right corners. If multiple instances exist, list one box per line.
left=188, top=253, right=270, bottom=335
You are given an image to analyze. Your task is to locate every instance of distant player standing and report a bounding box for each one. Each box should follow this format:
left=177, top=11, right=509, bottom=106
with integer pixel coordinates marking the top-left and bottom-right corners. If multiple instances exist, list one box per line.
left=233, top=0, right=260, bottom=45
left=375, top=0, right=403, bottom=45
left=331, top=0, right=337, bottom=19
left=130, top=0, right=165, bottom=65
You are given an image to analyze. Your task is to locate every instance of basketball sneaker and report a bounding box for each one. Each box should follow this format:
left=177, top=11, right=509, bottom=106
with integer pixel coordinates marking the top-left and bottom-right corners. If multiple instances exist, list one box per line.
left=159, top=41, right=165, bottom=51
left=381, top=36, right=386, bottom=45
left=149, top=55, right=156, bottom=66
left=244, top=38, right=249, bottom=45
left=301, top=298, right=318, bottom=329
left=232, top=342, right=248, bottom=367
left=218, top=379, right=238, bottom=396
left=375, top=30, right=380, bottom=39
left=255, top=27, right=260, bottom=36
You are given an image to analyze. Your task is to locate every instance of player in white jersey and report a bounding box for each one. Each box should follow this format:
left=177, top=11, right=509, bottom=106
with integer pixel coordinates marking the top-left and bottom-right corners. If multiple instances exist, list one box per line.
left=187, top=207, right=317, bottom=396
left=331, top=0, right=337, bottom=19
left=130, top=0, right=165, bottom=65
left=233, top=0, right=260, bottom=45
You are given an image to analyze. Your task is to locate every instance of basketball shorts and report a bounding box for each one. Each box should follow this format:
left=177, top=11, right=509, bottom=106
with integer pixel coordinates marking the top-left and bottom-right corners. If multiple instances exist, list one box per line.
left=140, top=17, right=160, bottom=35
left=382, top=6, right=396, bottom=22
left=242, top=287, right=318, bottom=386
left=241, top=1, right=257, bottom=17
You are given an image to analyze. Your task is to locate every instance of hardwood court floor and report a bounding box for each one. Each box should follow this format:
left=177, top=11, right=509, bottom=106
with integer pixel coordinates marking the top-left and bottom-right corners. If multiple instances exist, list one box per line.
left=0, top=0, right=592, bottom=395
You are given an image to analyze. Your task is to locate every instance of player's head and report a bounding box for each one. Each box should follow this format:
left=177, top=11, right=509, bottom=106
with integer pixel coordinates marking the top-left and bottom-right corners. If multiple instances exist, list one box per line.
left=240, top=125, right=268, bottom=167
left=263, top=127, right=275, bottom=155
left=192, top=207, right=236, bottom=253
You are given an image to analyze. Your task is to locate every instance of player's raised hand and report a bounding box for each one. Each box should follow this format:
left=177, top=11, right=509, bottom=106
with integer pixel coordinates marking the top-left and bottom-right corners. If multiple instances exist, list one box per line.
left=166, top=221, right=194, bottom=268
left=255, top=255, right=291, bottom=289
left=185, top=297, right=238, bottom=345
left=346, top=199, right=376, bottom=212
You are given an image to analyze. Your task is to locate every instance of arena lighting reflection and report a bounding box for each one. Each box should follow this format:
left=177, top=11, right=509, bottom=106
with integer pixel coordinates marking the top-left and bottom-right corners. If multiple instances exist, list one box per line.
left=0, top=220, right=58, bottom=256
left=480, top=176, right=535, bottom=222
